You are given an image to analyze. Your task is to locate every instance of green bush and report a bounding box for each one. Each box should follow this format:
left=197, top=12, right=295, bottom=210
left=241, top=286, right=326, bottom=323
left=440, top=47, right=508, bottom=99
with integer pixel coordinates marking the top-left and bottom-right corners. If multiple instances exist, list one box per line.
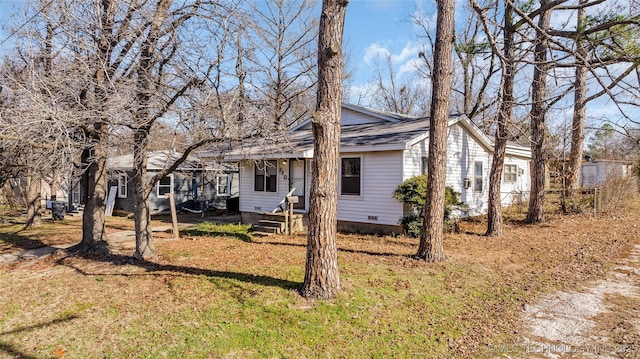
left=393, top=175, right=463, bottom=237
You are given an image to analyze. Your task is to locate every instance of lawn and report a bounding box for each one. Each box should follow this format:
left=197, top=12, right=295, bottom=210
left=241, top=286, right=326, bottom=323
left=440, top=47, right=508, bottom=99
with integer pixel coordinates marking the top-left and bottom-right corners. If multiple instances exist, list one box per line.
left=0, top=201, right=638, bottom=358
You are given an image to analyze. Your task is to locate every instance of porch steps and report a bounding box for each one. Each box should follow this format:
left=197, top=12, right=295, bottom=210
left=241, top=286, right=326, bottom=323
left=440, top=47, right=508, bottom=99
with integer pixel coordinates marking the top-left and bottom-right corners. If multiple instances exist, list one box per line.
left=253, top=220, right=286, bottom=235
left=252, top=212, right=305, bottom=235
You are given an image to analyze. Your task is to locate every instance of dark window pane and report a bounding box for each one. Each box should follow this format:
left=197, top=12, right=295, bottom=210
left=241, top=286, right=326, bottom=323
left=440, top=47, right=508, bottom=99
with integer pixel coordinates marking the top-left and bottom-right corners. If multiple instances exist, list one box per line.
left=266, top=160, right=277, bottom=175
left=474, top=178, right=483, bottom=192
left=266, top=175, right=277, bottom=192
left=342, top=158, right=360, bottom=176
left=342, top=177, right=360, bottom=195
left=160, top=176, right=171, bottom=186
left=255, top=174, right=265, bottom=191
left=158, top=176, right=172, bottom=195
left=421, top=157, right=428, bottom=175
left=341, top=158, right=361, bottom=195
left=255, top=160, right=277, bottom=192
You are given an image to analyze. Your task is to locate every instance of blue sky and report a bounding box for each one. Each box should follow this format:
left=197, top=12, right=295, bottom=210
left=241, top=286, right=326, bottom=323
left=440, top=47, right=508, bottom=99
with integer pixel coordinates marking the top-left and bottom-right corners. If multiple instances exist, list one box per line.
left=1, top=0, right=636, bottom=131
left=0, top=0, right=428, bottom=99
left=344, top=0, right=430, bottom=91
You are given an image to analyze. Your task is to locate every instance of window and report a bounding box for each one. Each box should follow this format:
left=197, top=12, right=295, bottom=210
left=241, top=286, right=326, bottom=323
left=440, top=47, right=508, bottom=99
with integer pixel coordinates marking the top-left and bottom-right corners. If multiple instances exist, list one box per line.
left=341, top=157, right=361, bottom=196
left=254, top=160, right=277, bottom=192
left=157, top=174, right=174, bottom=197
left=420, top=156, right=428, bottom=175
left=216, top=174, right=229, bottom=196
left=504, top=164, right=518, bottom=183
left=474, top=161, right=483, bottom=192
left=117, top=174, right=127, bottom=198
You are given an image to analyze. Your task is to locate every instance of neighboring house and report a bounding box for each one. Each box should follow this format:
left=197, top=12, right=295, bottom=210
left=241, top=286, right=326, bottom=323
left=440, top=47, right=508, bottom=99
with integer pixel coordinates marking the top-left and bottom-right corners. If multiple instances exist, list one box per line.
left=107, top=151, right=239, bottom=214
left=580, top=159, right=633, bottom=187
left=225, top=103, right=532, bottom=234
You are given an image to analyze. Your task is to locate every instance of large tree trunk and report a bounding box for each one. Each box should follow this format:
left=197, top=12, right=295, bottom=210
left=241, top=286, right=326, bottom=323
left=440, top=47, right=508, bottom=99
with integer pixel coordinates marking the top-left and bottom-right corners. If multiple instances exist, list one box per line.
left=564, top=0, right=588, bottom=209
left=526, top=1, right=552, bottom=224
left=76, top=0, right=113, bottom=254
left=25, top=170, right=42, bottom=227
left=79, top=139, right=109, bottom=253
left=485, top=4, right=516, bottom=237
left=416, top=0, right=455, bottom=262
left=131, top=1, right=172, bottom=260
left=300, top=0, right=347, bottom=300
left=133, top=128, right=156, bottom=260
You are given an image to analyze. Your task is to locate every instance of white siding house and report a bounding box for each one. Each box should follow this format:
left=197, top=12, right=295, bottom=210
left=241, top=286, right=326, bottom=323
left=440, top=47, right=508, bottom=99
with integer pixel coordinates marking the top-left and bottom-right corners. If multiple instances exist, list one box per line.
left=226, top=103, right=532, bottom=233
left=580, top=160, right=633, bottom=187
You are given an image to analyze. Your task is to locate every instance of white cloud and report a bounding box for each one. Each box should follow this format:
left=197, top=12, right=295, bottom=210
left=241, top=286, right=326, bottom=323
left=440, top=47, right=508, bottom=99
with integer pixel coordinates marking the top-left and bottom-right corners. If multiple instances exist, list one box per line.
left=363, top=41, right=421, bottom=68
left=363, top=43, right=391, bottom=65
left=398, top=57, right=423, bottom=76
left=391, top=42, right=421, bottom=64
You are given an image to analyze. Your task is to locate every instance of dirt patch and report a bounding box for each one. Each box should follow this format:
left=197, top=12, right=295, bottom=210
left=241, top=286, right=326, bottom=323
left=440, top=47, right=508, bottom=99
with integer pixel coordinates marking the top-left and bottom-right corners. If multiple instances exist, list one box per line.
left=520, top=243, right=640, bottom=358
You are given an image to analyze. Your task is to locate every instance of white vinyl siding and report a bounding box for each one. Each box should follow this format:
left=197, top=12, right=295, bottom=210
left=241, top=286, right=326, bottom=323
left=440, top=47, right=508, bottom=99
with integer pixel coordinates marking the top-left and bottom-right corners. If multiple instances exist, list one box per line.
left=239, top=160, right=289, bottom=213
left=341, top=107, right=390, bottom=126
left=500, top=156, right=530, bottom=207
left=298, top=107, right=393, bottom=130
left=337, top=151, right=404, bottom=226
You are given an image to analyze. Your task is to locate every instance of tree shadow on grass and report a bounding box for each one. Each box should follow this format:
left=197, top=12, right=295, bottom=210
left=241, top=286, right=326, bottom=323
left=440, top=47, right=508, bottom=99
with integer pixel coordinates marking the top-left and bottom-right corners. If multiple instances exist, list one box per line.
left=0, top=314, right=79, bottom=359
left=182, top=228, right=252, bottom=243
left=0, top=232, right=49, bottom=252
left=258, top=240, right=413, bottom=258
left=59, top=251, right=300, bottom=291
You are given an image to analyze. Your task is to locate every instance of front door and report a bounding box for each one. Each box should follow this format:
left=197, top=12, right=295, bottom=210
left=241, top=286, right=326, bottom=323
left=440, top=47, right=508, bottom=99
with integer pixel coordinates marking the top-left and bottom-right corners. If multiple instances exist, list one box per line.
left=289, top=159, right=306, bottom=210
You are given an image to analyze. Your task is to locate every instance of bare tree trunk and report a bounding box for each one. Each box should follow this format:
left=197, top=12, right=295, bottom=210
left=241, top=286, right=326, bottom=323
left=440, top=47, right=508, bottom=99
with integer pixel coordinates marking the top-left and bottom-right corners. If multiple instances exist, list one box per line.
left=486, top=3, right=516, bottom=237
left=416, top=0, right=455, bottom=262
left=526, top=1, right=552, bottom=224
left=133, top=129, right=156, bottom=260
left=79, top=139, right=109, bottom=253
left=565, top=0, right=588, bottom=208
left=77, top=0, right=113, bottom=254
left=300, top=0, right=347, bottom=300
left=25, top=170, right=42, bottom=227
left=131, top=0, right=172, bottom=260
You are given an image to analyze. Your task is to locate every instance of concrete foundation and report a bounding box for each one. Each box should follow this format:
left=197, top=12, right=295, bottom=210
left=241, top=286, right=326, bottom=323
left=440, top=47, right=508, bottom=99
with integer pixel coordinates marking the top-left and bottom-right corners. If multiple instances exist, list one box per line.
left=241, top=211, right=403, bottom=236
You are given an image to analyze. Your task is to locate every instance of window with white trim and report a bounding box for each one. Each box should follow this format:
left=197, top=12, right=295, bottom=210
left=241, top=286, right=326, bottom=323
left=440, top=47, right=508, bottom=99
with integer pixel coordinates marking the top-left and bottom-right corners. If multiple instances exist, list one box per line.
left=504, top=164, right=517, bottom=183
left=117, top=174, right=127, bottom=198
left=254, top=160, right=277, bottom=192
left=157, top=174, right=174, bottom=197
left=474, top=161, right=483, bottom=192
left=216, top=174, right=229, bottom=196
left=341, top=157, right=361, bottom=196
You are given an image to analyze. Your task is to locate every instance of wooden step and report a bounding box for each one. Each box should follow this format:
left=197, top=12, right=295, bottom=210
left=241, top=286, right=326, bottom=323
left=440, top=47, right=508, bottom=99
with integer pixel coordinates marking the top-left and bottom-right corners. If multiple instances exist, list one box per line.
left=252, top=225, right=281, bottom=234
left=258, top=220, right=286, bottom=231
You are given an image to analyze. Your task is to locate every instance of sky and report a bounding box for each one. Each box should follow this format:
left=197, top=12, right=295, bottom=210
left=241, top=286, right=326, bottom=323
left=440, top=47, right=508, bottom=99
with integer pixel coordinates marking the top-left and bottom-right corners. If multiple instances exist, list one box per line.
left=344, top=0, right=429, bottom=96
left=0, top=0, right=427, bottom=103
left=0, top=0, right=637, bottom=134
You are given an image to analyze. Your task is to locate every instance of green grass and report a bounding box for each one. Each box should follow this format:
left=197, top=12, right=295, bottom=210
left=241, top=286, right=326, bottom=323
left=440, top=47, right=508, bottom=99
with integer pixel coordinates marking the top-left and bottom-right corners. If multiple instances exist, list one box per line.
left=185, top=222, right=253, bottom=242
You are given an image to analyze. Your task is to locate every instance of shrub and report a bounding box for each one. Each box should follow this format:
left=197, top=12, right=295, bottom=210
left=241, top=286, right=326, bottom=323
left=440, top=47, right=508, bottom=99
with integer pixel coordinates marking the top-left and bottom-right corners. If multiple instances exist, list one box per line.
left=393, top=175, right=463, bottom=237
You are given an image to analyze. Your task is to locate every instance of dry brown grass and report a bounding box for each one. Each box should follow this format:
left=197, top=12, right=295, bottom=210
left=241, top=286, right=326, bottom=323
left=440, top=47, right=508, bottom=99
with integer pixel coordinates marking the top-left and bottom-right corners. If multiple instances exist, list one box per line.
left=0, top=200, right=639, bottom=358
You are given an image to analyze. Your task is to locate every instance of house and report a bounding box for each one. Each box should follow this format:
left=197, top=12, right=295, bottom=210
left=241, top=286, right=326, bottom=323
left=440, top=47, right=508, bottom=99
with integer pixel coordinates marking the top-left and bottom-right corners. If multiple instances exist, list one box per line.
left=580, top=159, right=633, bottom=187
left=107, top=151, right=239, bottom=214
left=225, top=104, right=532, bottom=234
